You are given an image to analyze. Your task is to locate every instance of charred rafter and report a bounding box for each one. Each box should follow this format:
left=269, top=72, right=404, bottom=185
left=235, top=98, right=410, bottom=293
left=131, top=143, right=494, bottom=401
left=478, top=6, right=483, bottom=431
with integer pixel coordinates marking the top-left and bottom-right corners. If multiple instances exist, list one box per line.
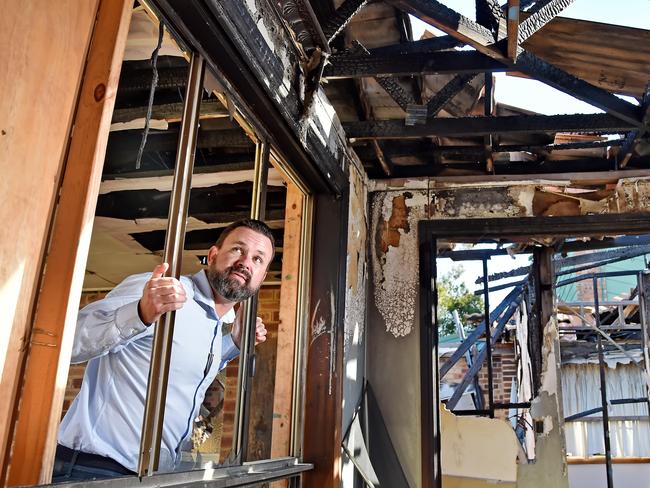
left=324, top=50, right=509, bottom=79
left=386, top=0, right=502, bottom=58
left=514, top=52, right=642, bottom=127
left=426, top=73, right=479, bottom=117
left=384, top=155, right=650, bottom=178
left=350, top=41, right=416, bottom=112
left=506, top=0, right=520, bottom=59
left=484, top=73, right=496, bottom=172
left=366, top=35, right=463, bottom=57
left=620, top=83, right=650, bottom=168
left=322, top=0, right=369, bottom=43
left=518, top=0, right=575, bottom=44
left=386, top=0, right=643, bottom=126
left=475, top=0, right=504, bottom=40
left=280, top=0, right=329, bottom=53
left=344, top=113, right=635, bottom=139
left=352, top=138, right=624, bottom=159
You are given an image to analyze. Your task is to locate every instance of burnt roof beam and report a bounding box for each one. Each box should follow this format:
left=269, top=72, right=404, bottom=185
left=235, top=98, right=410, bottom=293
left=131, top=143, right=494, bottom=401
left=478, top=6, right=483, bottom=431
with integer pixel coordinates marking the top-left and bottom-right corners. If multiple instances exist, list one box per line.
left=385, top=0, right=503, bottom=59
left=513, top=51, right=643, bottom=127
left=350, top=41, right=417, bottom=112
left=426, top=73, right=479, bottom=117
left=620, top=82, right=650, bottom=167
left=506, top=0, right=520, bottom=60
left=344, top=113, right=636, bottom=139
left=386, top=0, right=643, bottom=127
left=475, top=0, right=505, bottom=40
left=324, top=50, right=510, bottom=79
left=517, top=0, right=576, bottom=44
left=280, top=0, right=330, bottom=53
left=365, top=35, right=463, bottom=57
left=322, top=0, right=369, bottom=44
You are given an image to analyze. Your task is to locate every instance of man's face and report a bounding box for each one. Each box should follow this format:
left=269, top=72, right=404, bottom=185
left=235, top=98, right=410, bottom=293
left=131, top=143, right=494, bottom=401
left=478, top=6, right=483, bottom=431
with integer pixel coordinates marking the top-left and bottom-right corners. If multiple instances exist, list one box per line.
left=206, top=227, right=273, bottom=302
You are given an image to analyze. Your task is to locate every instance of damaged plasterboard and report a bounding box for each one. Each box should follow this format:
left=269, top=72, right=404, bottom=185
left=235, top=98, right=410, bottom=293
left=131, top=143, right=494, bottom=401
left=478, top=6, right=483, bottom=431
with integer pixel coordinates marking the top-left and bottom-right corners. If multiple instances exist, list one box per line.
left=99, top=167, right=285, bottom=194
left=370, top=190, right=428, bottom=337
left=431, top=186, right=532, bottom=218
left=518, top=317, right=569, bottom=488
left=344, top=156, right=369, bottom=352
left=441, top=406, right=519, bottom=483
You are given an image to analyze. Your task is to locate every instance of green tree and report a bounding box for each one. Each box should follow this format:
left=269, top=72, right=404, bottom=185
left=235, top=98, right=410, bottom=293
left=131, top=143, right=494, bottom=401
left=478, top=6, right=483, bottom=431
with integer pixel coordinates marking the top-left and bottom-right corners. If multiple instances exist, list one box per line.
left=437, top=265, right=484, bottom=336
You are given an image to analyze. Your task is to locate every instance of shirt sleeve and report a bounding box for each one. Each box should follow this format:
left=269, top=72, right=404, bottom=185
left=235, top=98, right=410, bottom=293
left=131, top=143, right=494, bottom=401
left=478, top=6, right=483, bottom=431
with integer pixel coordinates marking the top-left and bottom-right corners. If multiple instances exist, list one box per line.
left=219, top=333, right=240, bottom=370
left=71, top=273, right=153, bottom=364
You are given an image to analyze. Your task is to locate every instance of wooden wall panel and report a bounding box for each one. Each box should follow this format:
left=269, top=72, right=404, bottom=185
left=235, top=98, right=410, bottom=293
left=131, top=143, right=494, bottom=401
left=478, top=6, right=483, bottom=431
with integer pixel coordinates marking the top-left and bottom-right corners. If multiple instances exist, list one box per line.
left=3, top=1, right=133, bottom=484
left=0, top=0, right=100, bottom=480
left=270, top=184, right=303, bottom=465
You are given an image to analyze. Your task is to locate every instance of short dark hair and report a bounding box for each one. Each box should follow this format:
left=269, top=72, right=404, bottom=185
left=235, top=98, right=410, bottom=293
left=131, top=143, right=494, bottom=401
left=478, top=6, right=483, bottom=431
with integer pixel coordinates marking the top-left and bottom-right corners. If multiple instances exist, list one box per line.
left=215, top=219, right=276, bottom=263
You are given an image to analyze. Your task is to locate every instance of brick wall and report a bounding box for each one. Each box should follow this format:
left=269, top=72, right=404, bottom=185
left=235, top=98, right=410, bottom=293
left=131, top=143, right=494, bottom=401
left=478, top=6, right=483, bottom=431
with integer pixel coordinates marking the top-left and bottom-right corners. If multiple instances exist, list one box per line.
left=440, top=342, right=518, bottom=420
left=217, top=285, right=281, bottom=461
left=62, top=285, right=282, bottom=463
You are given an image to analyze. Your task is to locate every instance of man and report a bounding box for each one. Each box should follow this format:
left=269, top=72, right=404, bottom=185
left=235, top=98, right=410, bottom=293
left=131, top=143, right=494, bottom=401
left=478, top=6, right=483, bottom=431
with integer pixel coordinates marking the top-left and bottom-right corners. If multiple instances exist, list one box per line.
left=53, top=219, right=274, bottom=480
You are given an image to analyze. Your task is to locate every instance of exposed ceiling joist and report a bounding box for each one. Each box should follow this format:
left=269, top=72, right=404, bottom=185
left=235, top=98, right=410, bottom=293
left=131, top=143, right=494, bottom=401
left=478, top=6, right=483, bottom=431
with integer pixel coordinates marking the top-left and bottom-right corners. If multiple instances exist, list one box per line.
left=344, top=113, right=636, bottom=139
left=517, top=0, right=575, bottom=44
left=350, top=41, right=416, bottom=111
left=506, top=0, right=520, bottom=60
left=385, top=0, right=643, bottom=127
left=322, top=0, right=369, bottom=43
left=475, top=0, right=505, bottom=40
left=324, top=50, right=510, bottom=78
left=620, top=83, right=650, bottom=168
left=426, top=73, right=479, bottom=117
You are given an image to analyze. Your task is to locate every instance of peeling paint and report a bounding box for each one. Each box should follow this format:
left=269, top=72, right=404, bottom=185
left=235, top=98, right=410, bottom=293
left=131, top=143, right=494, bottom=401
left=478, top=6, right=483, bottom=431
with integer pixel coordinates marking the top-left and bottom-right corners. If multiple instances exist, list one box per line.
left=344, top=159, right=368, bottom=352
left=431, top=187, right=529, bottom=219
left=371, top=190, right=427, bottom=337
left=518, top=318, right=569, bottom=488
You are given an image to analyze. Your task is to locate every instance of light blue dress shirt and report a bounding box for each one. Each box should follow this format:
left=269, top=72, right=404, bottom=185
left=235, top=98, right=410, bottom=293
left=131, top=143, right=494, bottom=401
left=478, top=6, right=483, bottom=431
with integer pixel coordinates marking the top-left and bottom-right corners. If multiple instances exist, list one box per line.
left=58, top=269, right=238, bottom=473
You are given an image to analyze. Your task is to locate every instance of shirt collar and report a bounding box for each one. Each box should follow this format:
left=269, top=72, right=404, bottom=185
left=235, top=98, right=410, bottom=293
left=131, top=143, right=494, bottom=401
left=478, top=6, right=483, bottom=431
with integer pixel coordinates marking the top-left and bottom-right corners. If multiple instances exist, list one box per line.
left=191, top=270, right=236, bottom=323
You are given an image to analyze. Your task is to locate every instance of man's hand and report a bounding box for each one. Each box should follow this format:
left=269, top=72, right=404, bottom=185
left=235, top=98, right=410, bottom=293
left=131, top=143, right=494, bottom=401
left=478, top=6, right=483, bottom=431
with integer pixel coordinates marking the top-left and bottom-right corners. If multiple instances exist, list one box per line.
left=231, top=305, right=267, bottom=349
left=138, top=263, right=187, bottom=325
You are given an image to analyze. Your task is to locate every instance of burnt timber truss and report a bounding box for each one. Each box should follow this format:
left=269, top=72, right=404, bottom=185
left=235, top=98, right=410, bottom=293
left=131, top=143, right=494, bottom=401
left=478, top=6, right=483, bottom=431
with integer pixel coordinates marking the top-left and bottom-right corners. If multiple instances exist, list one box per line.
left=315, top=0, right=650, bottom=178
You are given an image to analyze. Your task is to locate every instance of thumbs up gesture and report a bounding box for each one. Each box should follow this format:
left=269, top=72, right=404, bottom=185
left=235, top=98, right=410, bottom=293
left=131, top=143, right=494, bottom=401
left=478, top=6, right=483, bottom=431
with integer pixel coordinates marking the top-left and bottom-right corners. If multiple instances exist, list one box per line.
left=137, top=263, right=187, bottom=325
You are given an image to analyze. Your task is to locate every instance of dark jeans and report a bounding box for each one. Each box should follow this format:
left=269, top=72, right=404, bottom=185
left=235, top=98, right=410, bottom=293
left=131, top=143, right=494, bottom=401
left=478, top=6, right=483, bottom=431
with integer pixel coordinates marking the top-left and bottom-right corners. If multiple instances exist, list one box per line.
left=52, top=445, right=135, bottom=482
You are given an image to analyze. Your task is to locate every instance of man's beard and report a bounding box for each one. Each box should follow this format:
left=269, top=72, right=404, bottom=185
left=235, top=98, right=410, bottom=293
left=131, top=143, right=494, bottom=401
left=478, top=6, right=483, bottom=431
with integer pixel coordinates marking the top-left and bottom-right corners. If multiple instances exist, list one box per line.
left=207, top=265, right=257, bottom=302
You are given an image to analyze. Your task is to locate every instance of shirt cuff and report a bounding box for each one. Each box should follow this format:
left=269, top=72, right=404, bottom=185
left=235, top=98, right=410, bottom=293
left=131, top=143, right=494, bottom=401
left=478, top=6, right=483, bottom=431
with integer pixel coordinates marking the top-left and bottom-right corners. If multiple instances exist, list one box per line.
left=221, top=333, right=240, bottom=367
left=114, top=300, right=149, bottom=339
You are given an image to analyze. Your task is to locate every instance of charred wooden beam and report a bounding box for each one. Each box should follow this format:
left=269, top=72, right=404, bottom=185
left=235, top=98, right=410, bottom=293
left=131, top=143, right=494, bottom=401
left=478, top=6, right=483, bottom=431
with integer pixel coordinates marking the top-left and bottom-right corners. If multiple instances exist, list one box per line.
left=484, top=72, right=495, bottom=172
left=344, top=113, right=635, bottom=139
left=518, top=0, right=575, bottom=44
left=620, top=83, right=650, bottom=168
left=387, top=0, right=643, bottom=126
left=353, top=138, right=623, bottom=159
left=506, top=0, right=520, bottom=60
left=514, top=51, right=643, bottom=127
left=386, top=0, right=503, bottom=59
left=280, top=0, right=330, bottom=53
left=426, top=73, right=479, bottom=117
left=324, top=50, right=509, bottom=79
left=373, top=140, right=394, bottom=176
left=366, top=35, right=463, bottom=57
left=117, top=66, right=189, bottom=93
left=475, top=0, right=504, bottom=40
left=322, top=0, right=369, bottom=43
left=350, top=41, right=416, bottom=111
left=387, top=155, right=650, bottom=178
left=111, top=99, right=227, bottom=123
